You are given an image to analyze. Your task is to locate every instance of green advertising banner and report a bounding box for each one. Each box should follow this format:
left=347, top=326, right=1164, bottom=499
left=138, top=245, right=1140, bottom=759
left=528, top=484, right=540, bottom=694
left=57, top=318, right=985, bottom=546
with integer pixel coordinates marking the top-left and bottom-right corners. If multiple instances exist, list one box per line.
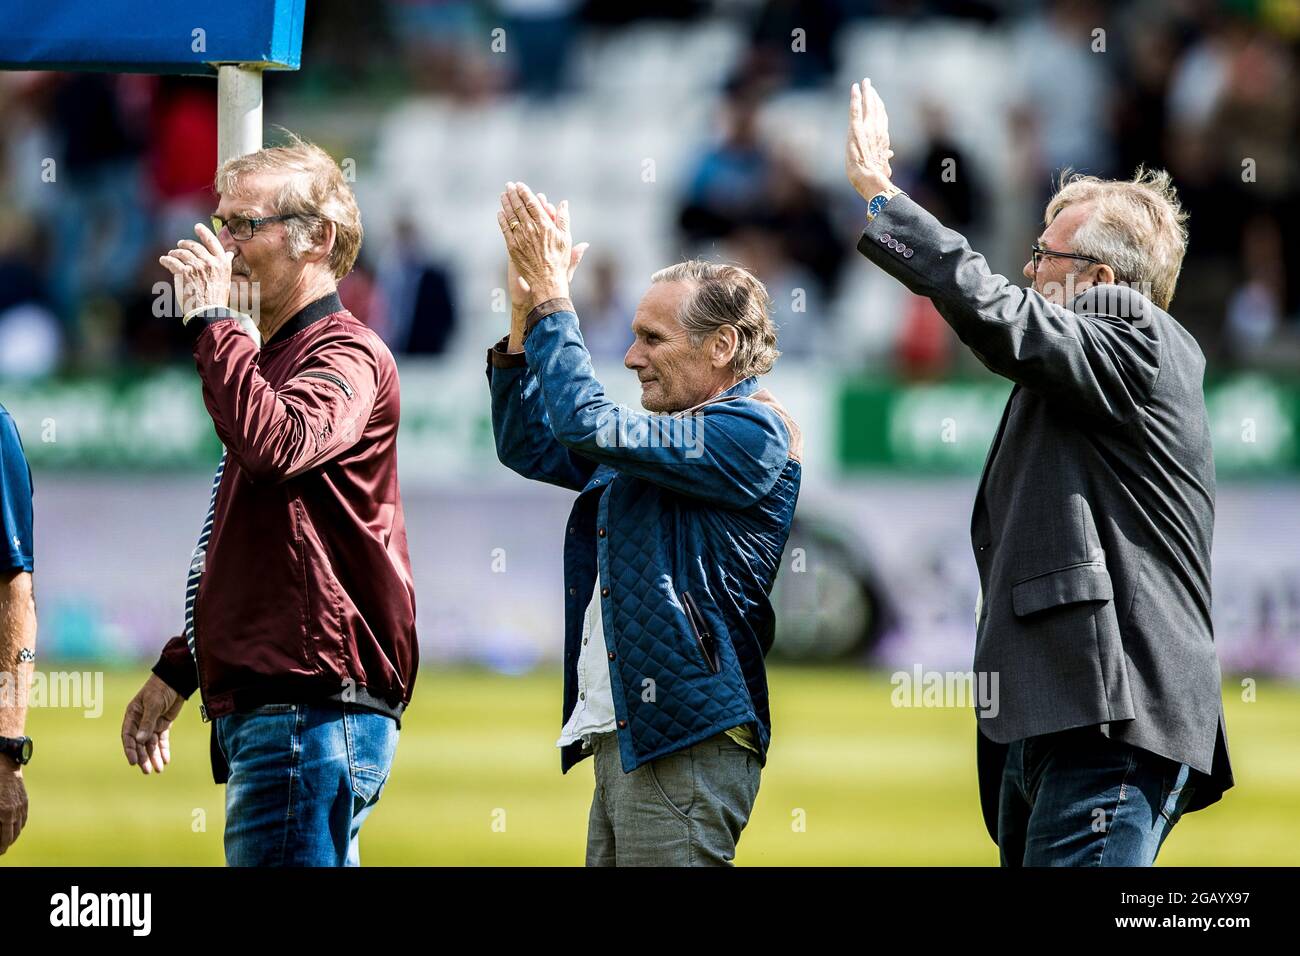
left=1, top=361, right=501, bottom=476
left=838, top=374, right=1300, bottom=477
left=4, top=369, right=220, bottom=469
left=2, top=364, right=1297, bottom=477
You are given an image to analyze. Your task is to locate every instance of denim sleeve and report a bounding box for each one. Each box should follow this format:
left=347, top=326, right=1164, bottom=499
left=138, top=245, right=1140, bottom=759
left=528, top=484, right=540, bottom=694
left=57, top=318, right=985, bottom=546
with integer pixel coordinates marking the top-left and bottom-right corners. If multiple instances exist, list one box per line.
left=523, top=310, right=790, bottom=509
left=486, top=336, right=598, bottom=492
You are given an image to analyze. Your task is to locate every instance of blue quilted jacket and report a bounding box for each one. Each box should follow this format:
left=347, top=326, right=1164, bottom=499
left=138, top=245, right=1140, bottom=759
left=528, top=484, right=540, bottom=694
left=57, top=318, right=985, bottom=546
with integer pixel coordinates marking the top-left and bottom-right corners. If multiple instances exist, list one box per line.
left=487, top=299, right=802, bottom=774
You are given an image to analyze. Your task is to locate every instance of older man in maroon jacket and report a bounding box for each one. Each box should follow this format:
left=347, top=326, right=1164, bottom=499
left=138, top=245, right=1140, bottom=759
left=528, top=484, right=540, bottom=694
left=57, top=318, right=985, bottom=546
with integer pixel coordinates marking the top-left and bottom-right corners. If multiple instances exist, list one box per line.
left=120, top=134, right=417, bottom=867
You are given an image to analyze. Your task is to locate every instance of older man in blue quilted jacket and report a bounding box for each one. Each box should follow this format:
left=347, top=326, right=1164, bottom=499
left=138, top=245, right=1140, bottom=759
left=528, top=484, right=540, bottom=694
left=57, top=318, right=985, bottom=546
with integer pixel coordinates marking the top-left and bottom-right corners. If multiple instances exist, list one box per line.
left=487, top=182, right=802, bottom=866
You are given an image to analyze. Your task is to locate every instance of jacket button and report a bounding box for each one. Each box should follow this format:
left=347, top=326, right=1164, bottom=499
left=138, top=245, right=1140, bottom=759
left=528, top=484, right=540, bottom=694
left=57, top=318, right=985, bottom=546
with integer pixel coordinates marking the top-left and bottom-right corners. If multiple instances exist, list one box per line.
left=607, top=651, right=615, bottom=661
left=601, top=587, right=610, bottom=597
left=568, top=526, right=575, bottom=535
left=597, top=528, right=606, bottom=538
left=617, top=720, right=627, bottom=729
left=880, top=233, right=891, bottom=243
left=569, top=587, right=576, bottom=595
left=904, top=248, right=914, bottom=258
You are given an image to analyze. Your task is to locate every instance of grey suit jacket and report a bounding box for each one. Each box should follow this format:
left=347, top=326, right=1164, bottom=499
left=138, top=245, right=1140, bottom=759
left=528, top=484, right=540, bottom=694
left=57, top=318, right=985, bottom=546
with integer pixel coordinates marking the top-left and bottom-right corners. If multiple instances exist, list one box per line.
left=857, top=194, right=1233, bottom=843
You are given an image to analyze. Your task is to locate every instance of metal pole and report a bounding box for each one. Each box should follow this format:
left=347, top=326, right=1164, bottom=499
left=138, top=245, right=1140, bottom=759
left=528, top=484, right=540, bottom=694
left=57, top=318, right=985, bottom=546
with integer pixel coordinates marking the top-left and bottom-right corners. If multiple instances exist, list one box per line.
left=215, top=64, right=264, bottom=335
left=217, top=64, right=263, bottom=165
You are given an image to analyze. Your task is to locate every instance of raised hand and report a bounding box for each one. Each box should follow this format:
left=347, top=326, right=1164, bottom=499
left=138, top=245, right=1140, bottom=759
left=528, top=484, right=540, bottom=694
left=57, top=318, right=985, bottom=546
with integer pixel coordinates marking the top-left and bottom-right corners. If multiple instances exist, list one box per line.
left=497, top=182, right=573, bottom=310
left=160, top=222, right=234, bottom=317
left=537, top=192, right=590, bottom=284
left=506, top=191, right=590, bottom=313
left=846, top=77, right=896, bottom=200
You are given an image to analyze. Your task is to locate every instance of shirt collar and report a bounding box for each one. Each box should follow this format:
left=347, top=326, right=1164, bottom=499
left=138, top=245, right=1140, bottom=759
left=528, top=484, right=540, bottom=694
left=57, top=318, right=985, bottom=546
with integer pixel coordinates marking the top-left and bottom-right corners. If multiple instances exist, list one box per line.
left=676, top=375, right=759, bottom=416
left=264, top=290, right=344, bottom=348
left=721, top=375, right=759, bottom=399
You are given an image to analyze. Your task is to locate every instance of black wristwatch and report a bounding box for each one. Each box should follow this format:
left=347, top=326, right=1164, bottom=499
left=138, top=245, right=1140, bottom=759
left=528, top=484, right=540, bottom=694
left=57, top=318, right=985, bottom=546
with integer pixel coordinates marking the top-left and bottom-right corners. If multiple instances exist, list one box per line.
left=0, top=735, right=33, bottom=767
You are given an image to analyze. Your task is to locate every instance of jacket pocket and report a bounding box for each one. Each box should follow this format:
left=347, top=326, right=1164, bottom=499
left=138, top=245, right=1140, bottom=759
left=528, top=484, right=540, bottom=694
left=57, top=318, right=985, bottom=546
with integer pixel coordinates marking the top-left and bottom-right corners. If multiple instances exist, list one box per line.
left=290, top=496, right=346, bottom=675
left=1011, top=561, right=1114, bottom=618
left=681, top=590, right=720, bottom=674
left=297, top=369, right=354, bottom=399
left=1159, top=761, right=1195, bottom=824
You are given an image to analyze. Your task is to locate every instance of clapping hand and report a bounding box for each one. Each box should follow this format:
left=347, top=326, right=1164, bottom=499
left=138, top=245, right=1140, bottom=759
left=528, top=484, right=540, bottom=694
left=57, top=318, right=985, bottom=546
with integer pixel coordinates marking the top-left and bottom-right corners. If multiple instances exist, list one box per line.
left=500, top=184, right=588, bottom=350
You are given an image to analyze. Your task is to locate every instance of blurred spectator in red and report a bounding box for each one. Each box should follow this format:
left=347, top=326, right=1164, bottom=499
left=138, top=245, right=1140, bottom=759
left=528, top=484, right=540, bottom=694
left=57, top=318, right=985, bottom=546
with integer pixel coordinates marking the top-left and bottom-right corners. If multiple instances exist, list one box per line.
left=339, top=260, right=388, bottom=338
left=895, top=296, right=954, bottom=381
left=148, top=79, right=218, bottom=208
left=148, top=78, right=217, bottom=230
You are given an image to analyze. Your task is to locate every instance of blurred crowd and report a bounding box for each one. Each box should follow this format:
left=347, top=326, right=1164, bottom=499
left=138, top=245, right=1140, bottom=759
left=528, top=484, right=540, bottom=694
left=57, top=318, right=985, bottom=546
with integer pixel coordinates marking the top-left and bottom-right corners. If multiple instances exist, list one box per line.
left=0, top=0, right=1297, bottom=379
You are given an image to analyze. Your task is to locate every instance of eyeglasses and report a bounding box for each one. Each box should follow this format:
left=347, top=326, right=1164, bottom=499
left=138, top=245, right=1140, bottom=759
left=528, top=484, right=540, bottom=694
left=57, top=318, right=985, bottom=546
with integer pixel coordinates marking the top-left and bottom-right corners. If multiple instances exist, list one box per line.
left=1031, top=241, right=1103, bottom=273
left=211, top=213, right=299, bottom=241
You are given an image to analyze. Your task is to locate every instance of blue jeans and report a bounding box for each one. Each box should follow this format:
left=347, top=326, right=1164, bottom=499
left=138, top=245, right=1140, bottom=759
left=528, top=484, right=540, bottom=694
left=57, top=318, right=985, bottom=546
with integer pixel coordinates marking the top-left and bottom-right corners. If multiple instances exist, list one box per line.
left=214, top=703, right=399, bottom=867
left=998, top=725, right=1196, bottom=866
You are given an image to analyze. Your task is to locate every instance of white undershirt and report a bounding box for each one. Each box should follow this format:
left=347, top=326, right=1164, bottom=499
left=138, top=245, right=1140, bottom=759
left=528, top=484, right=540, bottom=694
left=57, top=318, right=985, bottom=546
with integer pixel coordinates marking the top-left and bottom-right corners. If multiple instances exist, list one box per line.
left=556, top=569, right=617, bottom=748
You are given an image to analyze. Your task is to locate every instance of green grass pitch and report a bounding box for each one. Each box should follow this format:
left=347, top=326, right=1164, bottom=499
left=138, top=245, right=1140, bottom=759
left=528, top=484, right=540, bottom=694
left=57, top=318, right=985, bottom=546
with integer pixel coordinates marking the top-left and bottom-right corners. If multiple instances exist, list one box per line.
left=7, top=666, right=1296, bottom=865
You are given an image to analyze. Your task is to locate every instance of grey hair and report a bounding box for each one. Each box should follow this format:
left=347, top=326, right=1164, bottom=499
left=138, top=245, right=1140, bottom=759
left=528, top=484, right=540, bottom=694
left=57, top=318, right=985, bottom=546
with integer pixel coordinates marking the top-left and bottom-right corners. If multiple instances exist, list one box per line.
left=214, top=129, right=363, bottom=280
left=1045, top=166, right=1189, bottom=310
left=650, top=260, right=780, bottom=377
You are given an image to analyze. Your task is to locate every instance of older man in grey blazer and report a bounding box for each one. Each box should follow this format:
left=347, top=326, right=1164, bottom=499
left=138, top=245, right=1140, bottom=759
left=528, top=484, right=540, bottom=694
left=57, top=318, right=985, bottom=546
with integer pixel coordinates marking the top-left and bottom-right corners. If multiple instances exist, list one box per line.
left=845, top=79, right=1233, bottom=866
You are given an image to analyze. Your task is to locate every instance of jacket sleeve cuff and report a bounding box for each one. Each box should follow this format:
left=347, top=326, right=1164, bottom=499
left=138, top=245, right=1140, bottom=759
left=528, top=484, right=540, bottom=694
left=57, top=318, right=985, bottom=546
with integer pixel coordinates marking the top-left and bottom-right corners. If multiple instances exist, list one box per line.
left=856, top=192, right=922, bottom=259
left=523, top=297, right=575, bottom=339
left=184, top=307, right=244, bottom=346
left=151, top=635, right=200, bottom=698
left=487, top=335, right=528, bottom=371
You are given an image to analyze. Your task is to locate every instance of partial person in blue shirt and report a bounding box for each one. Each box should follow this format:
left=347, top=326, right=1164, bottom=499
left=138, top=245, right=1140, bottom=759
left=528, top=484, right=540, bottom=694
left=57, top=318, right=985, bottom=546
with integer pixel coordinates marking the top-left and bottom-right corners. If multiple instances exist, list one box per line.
left=0, top=409, right=33, bottom=574
left=488, top=183, right=802, bottom=866
left=0, top=403, right=37, bottom=855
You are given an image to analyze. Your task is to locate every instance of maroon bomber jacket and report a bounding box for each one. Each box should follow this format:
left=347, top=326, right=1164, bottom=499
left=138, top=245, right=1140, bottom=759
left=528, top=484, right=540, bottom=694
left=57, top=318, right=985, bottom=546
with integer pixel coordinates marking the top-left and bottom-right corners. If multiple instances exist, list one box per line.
left=153, top=291, right=418, bottom=729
